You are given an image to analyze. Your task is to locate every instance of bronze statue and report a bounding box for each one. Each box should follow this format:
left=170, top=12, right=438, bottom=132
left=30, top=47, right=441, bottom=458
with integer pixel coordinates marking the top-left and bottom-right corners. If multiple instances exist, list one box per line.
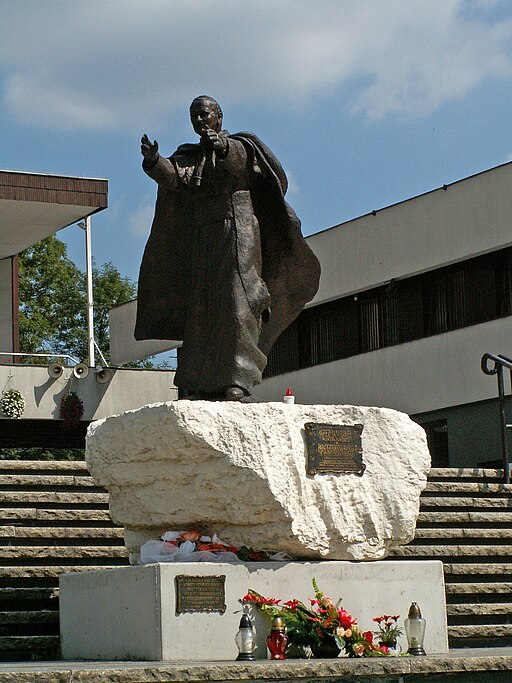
left=135, top=96, right=320, bottom=400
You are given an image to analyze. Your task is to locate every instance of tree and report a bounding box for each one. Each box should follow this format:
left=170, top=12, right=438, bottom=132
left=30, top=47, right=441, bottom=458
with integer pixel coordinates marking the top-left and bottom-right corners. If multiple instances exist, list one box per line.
left=18, top=235, right=138, bottom=365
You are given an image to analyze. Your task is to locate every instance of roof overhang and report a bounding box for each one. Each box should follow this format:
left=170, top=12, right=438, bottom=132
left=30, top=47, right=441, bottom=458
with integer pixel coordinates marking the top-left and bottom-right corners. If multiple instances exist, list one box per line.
left=0, top=170, right=108, bottom=258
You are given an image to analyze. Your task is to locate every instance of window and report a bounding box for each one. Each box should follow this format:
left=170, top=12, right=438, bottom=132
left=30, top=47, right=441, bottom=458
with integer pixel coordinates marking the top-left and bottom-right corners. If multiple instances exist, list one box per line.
left=264, top=245, right=512, bottom=379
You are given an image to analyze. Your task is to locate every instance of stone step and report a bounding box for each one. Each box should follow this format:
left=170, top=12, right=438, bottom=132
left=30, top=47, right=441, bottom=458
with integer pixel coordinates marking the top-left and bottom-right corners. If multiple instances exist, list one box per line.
left=448, top=624, right=512, bottom=639
left=0, top=587, right=59, bottom=602
left=0, top=508, right=114, bottom=522
left=428, top=468, right=503, bottom=480
left=0, top=491, right=109, bottom=506
left=0, top=474, right=99, bottom=489
left=0, top=460, right=87, bottom=472
left=0, top=545, right=128, bottom=560
left=0, top=526, right=124, bottom=540
left=424, top=482, right=512, bottom=494
left=417, top=511, right=512, bottom=524
left=447, top=603, right=512, bottom=617
left=0, top=634, right=59, bottom=654
left=420, top=496, right=512, bottom=509
left=0, top=610, right=58, bottom=625
left=443, top=563, right=512, bottom=576
left=414, top=528, right=512, bottom=540
left=0, top=565, right=124, bottom=579
left=446, top=582, right=512, bottom=595
left=391, top=545, right=512, bottom=557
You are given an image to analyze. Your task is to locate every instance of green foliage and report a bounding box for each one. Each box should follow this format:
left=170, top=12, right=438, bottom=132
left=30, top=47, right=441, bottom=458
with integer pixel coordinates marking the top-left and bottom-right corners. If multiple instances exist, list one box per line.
left=18, top=235, right=86, bottom=361
left=18, top=235, right=142, bottom=365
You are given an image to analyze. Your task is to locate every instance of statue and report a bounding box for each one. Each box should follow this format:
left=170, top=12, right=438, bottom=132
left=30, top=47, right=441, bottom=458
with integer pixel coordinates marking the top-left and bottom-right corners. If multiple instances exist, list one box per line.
left=135, top=96, right=320, bottom=400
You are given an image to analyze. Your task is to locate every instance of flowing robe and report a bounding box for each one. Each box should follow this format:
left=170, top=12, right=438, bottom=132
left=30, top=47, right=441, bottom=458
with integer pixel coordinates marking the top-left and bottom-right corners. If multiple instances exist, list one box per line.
left=135, top=131, right=320, bottom=396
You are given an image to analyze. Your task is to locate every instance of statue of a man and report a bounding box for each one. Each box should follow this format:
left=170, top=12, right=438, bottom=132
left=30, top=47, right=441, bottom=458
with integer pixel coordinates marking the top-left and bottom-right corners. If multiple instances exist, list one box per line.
left=135, top=95, right=320, bottom=400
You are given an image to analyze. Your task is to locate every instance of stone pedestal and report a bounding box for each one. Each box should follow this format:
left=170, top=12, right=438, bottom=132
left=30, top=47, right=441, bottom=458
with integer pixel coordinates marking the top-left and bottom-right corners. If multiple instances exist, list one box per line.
left=85, top=401, right=430, bottom=563
left=60, top=560, right=448, bottom=661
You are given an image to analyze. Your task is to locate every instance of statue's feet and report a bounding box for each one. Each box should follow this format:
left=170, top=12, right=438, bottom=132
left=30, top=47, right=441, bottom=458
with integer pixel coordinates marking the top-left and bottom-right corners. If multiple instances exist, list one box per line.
left=225, top=386, right=246, bottom=401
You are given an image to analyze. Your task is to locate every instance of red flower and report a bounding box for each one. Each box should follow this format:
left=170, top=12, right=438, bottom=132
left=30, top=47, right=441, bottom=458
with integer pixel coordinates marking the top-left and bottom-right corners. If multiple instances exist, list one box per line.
left=363, top=631, right=373, bottom=644
left=240, top=592, right=259, bottom=604
left=283, top=600, right=299, bottom=610
left=338, top=608, right=357, bottom=629
left=373, top=616, right=385, bottom=624
left=196, top=543, right=211, bottom=551
left=181, top=530, right=201, bottom=542
left=379, top=645, right=389, bottom=654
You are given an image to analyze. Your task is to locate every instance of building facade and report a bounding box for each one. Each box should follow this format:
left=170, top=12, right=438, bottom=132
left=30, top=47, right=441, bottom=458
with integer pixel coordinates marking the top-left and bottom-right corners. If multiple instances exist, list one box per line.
left=253, top=162, right=512, bottom=468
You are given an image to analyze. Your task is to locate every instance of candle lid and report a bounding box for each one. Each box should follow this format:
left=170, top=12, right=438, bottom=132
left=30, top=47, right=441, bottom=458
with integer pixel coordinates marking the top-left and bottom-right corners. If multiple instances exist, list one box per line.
left=408, top=602, right=423, bottom=618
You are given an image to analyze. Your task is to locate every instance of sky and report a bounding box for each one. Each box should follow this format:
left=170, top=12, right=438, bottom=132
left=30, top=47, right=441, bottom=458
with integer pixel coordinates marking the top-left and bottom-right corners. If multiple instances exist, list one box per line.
left=2, top=0, right=512, bottom=285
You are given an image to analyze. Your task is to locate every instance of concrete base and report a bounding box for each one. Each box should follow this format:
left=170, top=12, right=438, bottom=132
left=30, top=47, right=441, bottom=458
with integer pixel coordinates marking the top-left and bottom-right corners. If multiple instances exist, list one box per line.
left=59, top=560, right=448, bottom=661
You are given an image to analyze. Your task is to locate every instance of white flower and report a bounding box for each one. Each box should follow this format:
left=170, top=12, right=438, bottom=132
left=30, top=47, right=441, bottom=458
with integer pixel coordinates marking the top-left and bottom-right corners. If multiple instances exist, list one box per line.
left=161, top=531, right=181, bottom=541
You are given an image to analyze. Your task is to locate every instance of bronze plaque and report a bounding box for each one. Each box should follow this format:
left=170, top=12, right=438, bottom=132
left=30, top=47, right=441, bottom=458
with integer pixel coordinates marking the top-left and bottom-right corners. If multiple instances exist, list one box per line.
left=304, top=423, right=365, bottom=476
left=175, top=575, right=226, bottom=614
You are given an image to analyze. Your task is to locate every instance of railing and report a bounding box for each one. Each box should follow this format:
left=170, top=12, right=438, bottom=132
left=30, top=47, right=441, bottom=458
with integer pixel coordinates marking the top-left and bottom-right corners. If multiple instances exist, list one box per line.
left=0, top=352, right=81, bottom=365
left=481, top=353, right=512, bottom=484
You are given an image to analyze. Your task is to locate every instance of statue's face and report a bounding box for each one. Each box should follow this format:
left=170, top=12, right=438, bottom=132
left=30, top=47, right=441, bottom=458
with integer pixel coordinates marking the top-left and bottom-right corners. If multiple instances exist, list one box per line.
left=190, top=98, right=222, bottom=136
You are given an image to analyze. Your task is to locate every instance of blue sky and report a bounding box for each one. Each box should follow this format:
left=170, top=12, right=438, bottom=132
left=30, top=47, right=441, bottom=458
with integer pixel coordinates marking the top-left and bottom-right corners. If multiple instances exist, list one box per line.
left=2, top=0, right=512, bottom=284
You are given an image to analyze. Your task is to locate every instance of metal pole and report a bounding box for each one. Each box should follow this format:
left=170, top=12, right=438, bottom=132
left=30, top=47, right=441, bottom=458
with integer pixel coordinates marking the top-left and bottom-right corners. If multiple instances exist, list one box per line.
left=497, top=367, right=510, bottom=484
left=83, top=217, right=95, bottom=368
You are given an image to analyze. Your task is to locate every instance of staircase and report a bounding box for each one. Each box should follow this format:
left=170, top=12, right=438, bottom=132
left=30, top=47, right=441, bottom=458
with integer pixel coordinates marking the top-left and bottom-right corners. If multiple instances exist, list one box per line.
left=389, top=467, right=512, bottom=648
left=0, top=459, right=129, bottom=661
left=0, top=463, right=511, bottom=660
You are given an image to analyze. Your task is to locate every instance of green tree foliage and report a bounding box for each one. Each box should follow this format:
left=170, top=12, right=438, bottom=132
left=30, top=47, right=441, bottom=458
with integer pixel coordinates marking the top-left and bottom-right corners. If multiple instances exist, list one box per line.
left=18, top=235, right=137, bottom=365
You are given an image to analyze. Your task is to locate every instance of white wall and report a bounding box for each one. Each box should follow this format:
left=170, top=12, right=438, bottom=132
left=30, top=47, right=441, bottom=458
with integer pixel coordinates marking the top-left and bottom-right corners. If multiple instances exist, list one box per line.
left=254, top=317, right=512, bottom=414
left=309, top=162, right=512, bottom=304
left=0, top=365, right=177, bottom=422
left=109, top=301, right=180, bottom=366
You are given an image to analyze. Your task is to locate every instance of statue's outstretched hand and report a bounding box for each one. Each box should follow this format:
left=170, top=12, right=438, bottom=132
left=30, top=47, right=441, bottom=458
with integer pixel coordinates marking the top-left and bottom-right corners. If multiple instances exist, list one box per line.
left=141, top=134, right=158, bottom=159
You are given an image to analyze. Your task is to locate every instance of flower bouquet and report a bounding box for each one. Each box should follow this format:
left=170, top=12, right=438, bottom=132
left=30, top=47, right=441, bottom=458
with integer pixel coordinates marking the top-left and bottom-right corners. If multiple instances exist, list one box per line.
left=140, top=530, right=289, bottom=564
left=241, top=579, right=391, bottom=658
left=60, top=391, right=84, bottom=428
left=373, top=614, right=403, bottom=651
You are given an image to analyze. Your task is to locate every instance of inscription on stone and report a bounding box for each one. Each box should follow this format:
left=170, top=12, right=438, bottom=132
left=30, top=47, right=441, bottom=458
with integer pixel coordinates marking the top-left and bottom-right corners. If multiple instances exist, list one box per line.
left=175, top=575, right=226, bottom=614
left=304, top=422, right=365, bottom=476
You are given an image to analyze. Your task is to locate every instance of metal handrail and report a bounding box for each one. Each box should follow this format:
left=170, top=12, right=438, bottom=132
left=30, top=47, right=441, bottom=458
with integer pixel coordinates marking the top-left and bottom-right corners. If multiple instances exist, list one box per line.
left=0, top=352, right=81, bottom=365
left=481, top=353, right=512, bottom=483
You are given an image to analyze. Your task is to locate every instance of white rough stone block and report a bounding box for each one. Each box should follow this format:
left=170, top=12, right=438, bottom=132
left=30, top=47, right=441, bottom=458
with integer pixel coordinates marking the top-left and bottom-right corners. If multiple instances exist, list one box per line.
left=86, top=401, right=430, bottom=563
left=59, top=560, right=448, bottom=661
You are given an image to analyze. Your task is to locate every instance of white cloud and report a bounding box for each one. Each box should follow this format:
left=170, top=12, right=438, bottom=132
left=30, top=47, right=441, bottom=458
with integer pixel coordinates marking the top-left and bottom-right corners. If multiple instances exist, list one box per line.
left=128, top=196, right=155, bottom=238
left=1, top=0, right=511, bottom=130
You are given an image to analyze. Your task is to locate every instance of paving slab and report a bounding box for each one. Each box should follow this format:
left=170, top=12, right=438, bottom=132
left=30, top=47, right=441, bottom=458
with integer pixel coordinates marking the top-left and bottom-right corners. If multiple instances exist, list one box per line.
left=0, top=649, right=512, bottom=682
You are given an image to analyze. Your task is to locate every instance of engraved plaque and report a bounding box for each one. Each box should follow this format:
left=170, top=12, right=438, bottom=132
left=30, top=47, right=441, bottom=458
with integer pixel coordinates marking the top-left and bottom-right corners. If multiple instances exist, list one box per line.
left=175, top=575, right=226, bottom=614
left=304, top=422, right=365, bottom=476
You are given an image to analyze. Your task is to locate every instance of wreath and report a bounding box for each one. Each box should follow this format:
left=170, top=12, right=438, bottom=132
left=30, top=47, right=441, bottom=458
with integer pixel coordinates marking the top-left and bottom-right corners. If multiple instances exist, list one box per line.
left=0, top=389, right=25, bottom=419
left=60, top=391, right=84, bottom=429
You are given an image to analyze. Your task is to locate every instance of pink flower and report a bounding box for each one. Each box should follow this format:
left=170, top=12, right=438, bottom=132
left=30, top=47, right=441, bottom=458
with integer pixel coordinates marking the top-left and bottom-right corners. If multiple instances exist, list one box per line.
left=352, top=642, right=365, bottom=657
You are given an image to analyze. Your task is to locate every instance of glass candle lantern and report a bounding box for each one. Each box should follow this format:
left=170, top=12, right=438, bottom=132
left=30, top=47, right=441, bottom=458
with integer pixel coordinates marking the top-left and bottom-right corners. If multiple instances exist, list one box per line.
left=405, top=602, right=426, bottom=656
left=235, top=613, right=257, bottom=661
left=266, top=615, right=288, bottom=660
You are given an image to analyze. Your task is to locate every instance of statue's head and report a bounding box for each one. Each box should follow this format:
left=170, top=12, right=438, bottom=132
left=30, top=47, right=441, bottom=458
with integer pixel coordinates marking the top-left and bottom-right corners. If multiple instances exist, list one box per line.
left=190, top=96, right=223, bottom=136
